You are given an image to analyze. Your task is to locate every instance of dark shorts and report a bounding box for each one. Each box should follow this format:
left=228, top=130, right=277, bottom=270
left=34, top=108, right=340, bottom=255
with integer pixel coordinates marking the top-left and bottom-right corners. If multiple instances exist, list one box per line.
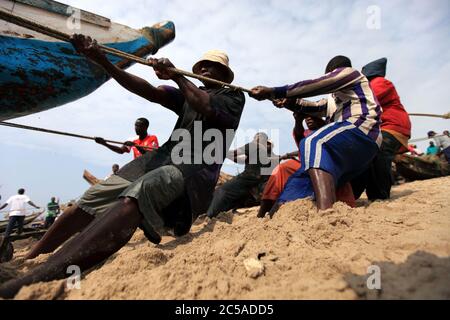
left=279, top=122, right=379, bottom=203
left=120, top=165, right=186, bottom=237
left=77, top=175, right=132, bottom=217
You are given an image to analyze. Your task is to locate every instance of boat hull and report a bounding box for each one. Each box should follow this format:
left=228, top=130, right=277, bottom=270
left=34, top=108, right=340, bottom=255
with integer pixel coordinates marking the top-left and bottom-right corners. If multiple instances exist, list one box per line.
left=394, top=154, right=450, bottom=181
left=0, top=0, right=175, bottom=120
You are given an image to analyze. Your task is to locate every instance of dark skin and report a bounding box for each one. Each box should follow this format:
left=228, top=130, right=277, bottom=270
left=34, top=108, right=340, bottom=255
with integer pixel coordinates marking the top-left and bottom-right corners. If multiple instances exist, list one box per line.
left=273, top=98, right=336, bottom=211
left=0, top=36, right=232, bottom=299
left=254, top=94, right=336, bottom=211
left=26, top=36, right=226, bottom=261
left=249, top=86, right=275, bottom=101
left=112, top=164, right=120, bottom=175
left=228, top=134, right=274, bottom=163
left=257, top=109, right=327, bottom=218
left=95, top=119, right=149, bottom=155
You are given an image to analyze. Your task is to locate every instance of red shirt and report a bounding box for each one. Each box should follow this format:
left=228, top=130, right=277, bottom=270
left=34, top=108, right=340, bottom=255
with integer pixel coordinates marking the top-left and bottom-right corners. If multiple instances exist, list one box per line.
left=127, top=135, right=159, bottom=159
left=369, top=77, right=411, bottom=138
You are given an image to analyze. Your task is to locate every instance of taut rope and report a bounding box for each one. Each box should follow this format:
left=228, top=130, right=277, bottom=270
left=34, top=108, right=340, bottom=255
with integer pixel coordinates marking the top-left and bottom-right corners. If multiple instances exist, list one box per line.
left=0, top=121, right=154, bottom=150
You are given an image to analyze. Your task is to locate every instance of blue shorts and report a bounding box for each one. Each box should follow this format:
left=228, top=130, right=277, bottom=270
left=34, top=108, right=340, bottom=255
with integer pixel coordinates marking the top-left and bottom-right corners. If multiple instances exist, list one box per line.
left=278, top=121, right=379, bottom=203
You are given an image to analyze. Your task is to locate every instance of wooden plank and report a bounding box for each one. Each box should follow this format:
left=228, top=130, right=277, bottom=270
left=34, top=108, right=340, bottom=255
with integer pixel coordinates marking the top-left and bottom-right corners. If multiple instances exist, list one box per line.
left=14, top=0, right=111, bottom=28
left=7, top=230, right=46, bottom=241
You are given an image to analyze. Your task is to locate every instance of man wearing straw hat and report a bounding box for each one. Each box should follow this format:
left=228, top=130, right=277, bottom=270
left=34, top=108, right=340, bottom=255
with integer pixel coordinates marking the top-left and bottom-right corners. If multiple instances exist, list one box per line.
left=0, top=38, right=245, bottom=296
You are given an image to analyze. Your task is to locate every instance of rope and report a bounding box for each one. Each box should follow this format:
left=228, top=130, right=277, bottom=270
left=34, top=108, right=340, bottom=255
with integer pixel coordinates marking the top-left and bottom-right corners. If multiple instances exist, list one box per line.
left=409, top=113, right=450, bottom=119
left=0, top=8, right=252, bottom=93
left=0, top=121, right=155, bottom=150
left=409, top=134, right=446, bottom=143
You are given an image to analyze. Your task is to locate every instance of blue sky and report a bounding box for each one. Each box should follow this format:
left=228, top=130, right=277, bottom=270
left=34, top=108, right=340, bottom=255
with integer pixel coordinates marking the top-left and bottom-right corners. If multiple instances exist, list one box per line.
left=1, top=0, right=449, bottom=212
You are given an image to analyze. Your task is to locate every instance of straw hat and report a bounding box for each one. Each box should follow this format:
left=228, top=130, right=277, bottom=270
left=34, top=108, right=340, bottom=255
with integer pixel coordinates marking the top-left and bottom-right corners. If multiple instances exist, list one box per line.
left=192, top=50, right=234, bottom=83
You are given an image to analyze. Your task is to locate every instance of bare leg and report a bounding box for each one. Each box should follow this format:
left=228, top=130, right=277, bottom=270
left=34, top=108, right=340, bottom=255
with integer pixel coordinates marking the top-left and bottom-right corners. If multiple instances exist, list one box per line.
left=309, top=168, right=336, bottom=210
left=25, top=205, right=94, bottom=260
left=0, top=198, right=141, bottom=299
left=268, top=202, right=282, bottom=218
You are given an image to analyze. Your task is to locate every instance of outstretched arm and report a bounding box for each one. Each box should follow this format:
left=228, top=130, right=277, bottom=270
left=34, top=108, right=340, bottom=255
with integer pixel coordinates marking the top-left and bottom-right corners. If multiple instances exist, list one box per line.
left=250, top=67, right=364, bottom=100
left=28, top=201, right=40, bottom=209
left=94, top=137, right=130, bottom=154
left=70, top=35, right=180, bottom=110
left=295, top=98, right=328, bottom=116
left=150, top=58, right=214, bottom=118
left=272, top=99, right=327, bottom=118
left=226, top=149, right=246, bottom=163
left=0, top=203, right=7, bottom=210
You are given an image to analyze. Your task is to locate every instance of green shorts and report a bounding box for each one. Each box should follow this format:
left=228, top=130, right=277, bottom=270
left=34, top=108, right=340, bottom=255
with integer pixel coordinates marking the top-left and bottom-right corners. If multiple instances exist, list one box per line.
left=120, top=165, right=185, bottom=236
left=77, top=175, right=131, bottom=217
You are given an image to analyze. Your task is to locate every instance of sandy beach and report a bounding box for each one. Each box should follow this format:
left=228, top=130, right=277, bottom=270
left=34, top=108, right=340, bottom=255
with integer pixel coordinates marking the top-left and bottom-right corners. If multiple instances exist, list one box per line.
left=1, top=176, right=449, bottom=300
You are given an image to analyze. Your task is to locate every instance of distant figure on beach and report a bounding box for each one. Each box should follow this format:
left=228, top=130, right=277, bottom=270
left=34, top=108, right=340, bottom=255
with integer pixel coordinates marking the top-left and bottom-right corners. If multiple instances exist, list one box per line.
left=426, top=141, right=440, bottom=156
left=44, top=197, right=60, bottom=229
left=0, top=189, right=40, bottom=238
left=428, top=130, right=450, bottom=163
left=94, top=118, right=159, bottom=159
left=0, top=37, right=245, bottom=298
left=351, top=58, right=411, bottom=201
left=250, top=55, right=381, bottom=213
left=206, top=132, right=277, bottom=218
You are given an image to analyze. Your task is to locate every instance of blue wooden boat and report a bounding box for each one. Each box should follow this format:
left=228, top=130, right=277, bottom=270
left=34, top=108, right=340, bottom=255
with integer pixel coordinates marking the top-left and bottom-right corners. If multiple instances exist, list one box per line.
left=0, top=0, right=175, bottom=120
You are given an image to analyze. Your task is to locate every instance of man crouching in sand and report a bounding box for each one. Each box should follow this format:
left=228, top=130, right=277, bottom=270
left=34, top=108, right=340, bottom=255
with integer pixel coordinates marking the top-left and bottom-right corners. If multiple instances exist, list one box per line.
left=0, top=35, right=245, bottom=299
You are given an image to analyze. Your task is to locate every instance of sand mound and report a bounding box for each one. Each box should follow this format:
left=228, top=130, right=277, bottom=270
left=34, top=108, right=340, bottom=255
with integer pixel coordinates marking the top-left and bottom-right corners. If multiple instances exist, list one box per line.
left=5, top=176, right=450, bottom=300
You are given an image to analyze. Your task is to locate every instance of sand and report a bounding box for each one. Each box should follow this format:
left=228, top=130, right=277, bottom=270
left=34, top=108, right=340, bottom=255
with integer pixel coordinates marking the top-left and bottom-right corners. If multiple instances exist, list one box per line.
left=2, top=176, right=450, bottom=300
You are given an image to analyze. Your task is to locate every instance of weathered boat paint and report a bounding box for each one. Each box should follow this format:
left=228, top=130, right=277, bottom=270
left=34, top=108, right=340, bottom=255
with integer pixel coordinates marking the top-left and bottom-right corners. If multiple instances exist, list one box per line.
left=0, top=0, right=175, bottom=120
left=0, top=20, right=175, bottom=120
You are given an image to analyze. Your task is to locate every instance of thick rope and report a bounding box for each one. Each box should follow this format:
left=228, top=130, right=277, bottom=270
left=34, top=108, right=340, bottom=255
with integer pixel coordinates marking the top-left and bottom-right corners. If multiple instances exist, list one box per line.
left=409, top=113, right=450, bottom=119
left=0, top=8, right=251, bottom=93
left=409, top=134, right=446, bottom=143
left=0, top=121, right=154, bottom=150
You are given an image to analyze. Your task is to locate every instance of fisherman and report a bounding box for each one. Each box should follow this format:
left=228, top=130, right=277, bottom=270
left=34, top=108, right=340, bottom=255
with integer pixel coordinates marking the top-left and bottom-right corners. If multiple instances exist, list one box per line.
left=0, top=189, right=40, bottom=238
left=350, top=58, right=411, bottom=201
left=206, top=132, right=278, bottom=218
left=0, top=37, right=245, bottom=298
left=426, top=141, right=440, bottom=156
left=428, top=130, right=450, bottom=163
left=250, top=56, right=381, bottom=212
left=94, top=117, right=159, bottom=159
left=257, top=112, right=356, bottom=218
left=44, top=197, right=60, bottom=229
